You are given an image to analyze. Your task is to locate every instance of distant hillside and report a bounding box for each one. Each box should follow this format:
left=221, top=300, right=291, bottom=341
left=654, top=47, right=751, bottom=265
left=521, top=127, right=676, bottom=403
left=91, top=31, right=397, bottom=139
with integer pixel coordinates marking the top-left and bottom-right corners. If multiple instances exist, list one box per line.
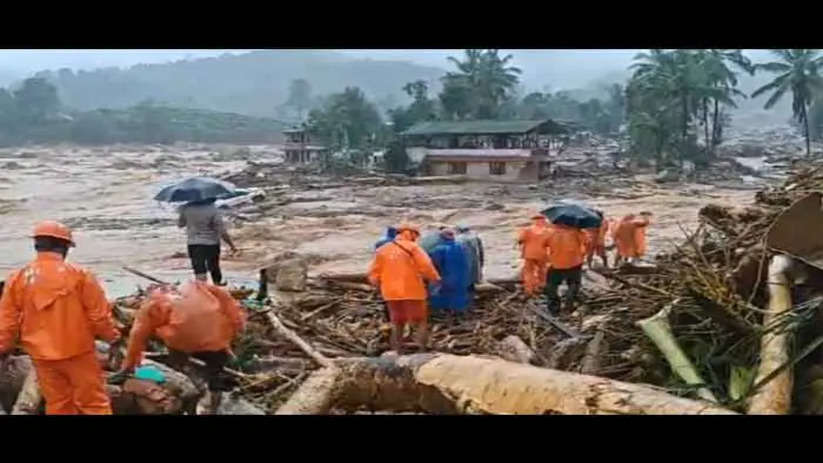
left=29, top=51, right=446, bottom=120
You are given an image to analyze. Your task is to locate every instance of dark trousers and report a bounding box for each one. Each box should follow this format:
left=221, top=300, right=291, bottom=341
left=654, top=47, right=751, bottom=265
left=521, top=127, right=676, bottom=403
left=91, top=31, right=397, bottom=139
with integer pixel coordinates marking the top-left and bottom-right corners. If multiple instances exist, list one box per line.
left=168, top=349, right=231, bottom=392
left=187, top=244, right=222, bottom=284
left=545, top=266, right=582, bottom=313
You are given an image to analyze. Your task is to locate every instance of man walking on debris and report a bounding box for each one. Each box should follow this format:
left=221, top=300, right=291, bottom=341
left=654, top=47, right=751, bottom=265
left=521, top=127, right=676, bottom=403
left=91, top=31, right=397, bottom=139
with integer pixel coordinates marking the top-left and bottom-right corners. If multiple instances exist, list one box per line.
left=517, top=215, right=551, bottom=296
left=428, top=228, right=471, bottom=318
left=368, top=223, right=441, bottom=353
left=178, top=197, right=238, bottom=286
left=584, top=210, right=610, bottom=269
left=611, top=212, right=652, bottom=267
left=544, top=221, right=590, bottom=315
left=115, top=280, right=246, bottom=414
left=0, top=221, right=122, bottom=414
left=456, top=225, right=484, bottom=298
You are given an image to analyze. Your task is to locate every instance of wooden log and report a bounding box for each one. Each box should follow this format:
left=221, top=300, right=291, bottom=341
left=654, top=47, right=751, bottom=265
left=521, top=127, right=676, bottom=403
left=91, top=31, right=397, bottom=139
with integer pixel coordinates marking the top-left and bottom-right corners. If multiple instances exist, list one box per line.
left=326, top=354, right=736, bottom=415
left=276, top=367, right=341, bottom=415
left=749, top=255, right=794, bottom=414
left=497, top=335, right=535, bottom=364
left=266, top=310, right=335, bottom=368
left=11, top=369, right=41, bottom=415
left=317, top=272, right=368, bottom=283
left=580, top=330, right=606, bottom=376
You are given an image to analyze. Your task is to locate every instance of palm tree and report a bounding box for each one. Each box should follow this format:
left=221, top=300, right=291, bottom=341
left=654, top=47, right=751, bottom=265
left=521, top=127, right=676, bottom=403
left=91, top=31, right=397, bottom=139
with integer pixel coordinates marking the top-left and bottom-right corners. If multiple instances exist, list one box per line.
left=443, top=49, right=521, bottom=119
left=752, top=49, right=823, bottom=157
left=630, top=50, right=741, bottom=164
left=696, top=49, right=752, bottom=157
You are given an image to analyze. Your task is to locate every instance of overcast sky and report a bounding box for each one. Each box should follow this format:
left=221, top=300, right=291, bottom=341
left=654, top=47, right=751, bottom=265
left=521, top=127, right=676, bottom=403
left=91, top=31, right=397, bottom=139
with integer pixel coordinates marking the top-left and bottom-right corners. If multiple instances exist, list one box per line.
left=0, top=49, right=774, bottom=92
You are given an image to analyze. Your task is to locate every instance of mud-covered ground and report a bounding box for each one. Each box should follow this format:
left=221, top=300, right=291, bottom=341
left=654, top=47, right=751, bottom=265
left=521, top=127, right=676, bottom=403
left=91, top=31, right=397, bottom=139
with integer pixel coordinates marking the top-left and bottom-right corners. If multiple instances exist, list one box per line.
left=0, top=143, right=771, bottom=297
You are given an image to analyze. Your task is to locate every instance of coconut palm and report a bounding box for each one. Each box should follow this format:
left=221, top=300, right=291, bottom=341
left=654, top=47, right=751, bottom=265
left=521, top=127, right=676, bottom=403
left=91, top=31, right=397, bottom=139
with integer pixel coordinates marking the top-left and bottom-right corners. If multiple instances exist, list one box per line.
left=441, top=49, right=522, bottom=119
left=752, top=49, right=823, bottom=157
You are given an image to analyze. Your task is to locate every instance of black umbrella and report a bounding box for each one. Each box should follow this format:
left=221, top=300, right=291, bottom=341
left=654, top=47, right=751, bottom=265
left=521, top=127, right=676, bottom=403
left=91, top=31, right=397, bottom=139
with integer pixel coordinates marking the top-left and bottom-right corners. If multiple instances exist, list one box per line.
left=154, top=177, right=237, bottom=203
left=541, top=204, right=603, bottom=229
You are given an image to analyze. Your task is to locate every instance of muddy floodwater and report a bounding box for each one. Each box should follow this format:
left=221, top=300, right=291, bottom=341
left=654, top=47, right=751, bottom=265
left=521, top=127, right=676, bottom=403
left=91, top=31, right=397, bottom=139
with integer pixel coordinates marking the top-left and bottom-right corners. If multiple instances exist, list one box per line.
left=0, top=144, right=761, bottom=298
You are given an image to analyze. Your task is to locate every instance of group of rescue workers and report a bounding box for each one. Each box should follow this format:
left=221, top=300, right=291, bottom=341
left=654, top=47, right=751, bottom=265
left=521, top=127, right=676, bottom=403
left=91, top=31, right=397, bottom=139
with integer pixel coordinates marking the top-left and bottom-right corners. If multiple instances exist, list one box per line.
left=0, top=217, right=244, bottom=415
left=367, top=211, right=651, bottom=353
left=0, top=201, right=650, bottom=415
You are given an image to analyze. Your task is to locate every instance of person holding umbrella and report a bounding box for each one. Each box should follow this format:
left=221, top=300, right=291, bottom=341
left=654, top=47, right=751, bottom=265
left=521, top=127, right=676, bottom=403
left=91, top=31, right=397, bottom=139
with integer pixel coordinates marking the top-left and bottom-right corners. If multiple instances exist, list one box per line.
left=541, top=204, right=597, bottom=314
left=155, top=177, right=239, bottom=286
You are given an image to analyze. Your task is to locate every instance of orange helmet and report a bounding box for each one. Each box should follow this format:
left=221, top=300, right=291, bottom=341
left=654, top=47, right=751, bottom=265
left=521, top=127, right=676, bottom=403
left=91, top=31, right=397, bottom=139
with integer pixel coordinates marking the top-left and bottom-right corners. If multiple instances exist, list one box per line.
left=31, top=220, right=75, bottom=247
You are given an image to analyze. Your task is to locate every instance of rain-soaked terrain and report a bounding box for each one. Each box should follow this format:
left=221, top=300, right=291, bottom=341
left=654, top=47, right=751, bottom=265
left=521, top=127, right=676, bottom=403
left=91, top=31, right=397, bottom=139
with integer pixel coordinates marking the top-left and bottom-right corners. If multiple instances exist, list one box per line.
left=0, top=143, right=765, bottom=297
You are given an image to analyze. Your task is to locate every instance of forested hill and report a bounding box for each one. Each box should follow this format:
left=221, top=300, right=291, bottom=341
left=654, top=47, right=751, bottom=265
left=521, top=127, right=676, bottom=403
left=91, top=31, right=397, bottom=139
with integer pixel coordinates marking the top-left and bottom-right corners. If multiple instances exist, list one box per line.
left=29, top=50, right=446, bottom=119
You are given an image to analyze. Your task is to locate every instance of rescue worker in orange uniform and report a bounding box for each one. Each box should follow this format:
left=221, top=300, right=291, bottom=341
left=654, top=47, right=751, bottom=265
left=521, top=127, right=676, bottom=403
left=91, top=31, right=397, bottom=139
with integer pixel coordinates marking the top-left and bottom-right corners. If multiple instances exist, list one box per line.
left=544, top=223, right=590, bottom=314
left=368, top=223, right=441, bottom=354
left=115, top=280, right=246, bottom=414
left=0, top=221, right=122, bottom=415
left=517, top=215, right=551, bottom=296
left=611, top=212, right=652, bottom=267
left=584, top=210, right=610, bottom=269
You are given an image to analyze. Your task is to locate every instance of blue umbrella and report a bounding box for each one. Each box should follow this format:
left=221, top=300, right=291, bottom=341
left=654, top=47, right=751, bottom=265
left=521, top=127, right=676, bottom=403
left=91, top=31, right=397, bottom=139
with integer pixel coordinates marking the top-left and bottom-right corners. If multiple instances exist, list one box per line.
left=542, top=204, right=603, bottom=229
left=154, top=177, right=237, bottom=203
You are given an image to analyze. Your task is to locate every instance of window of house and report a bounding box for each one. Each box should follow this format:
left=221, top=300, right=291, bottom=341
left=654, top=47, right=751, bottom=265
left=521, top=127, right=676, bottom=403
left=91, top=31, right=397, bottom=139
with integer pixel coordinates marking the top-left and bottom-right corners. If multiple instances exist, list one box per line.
left=489, top=162, right=506, bottom=175
left=449, top=162, right=467, bottom=175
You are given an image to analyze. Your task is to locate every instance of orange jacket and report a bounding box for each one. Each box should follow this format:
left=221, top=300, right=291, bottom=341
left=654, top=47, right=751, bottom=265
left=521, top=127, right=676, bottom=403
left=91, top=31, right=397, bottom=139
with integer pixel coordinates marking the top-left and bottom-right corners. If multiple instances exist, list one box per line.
left=546, top=225, right=590, bottom=269
left=584, top=219, right=610, bottom=249
left=518, top=223, right=551, bottom=261
left=612, top=216, right=650, bottom=258
left=367, top=236, right=441, bottom=301
left=123, top=281, right=246, bottom=370
left=0, top=252, right=121, bottom=361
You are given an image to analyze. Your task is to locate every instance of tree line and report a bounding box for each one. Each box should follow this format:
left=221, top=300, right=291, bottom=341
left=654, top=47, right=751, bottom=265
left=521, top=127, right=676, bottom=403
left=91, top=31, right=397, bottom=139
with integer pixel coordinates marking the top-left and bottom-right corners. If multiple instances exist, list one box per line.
left=0, top=78, right=285, bottom=146
left=626, top=49, right=823, bottom=168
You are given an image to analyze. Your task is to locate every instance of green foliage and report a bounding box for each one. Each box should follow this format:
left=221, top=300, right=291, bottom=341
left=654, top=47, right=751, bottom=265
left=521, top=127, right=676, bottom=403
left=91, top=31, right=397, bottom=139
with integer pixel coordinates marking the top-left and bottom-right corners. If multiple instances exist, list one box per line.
left=13, top=78, right=60, bottom=124
left=70, top=110, right=117, bottom=144
left=752, top=49, right=823, bottom=156
left=389, top=80, right=438, bottom=133
left=306, top=86, right=382, bottom=150
left=625, top=49, right=751, bottom=168
left=439, top=49, right=522, bottom=120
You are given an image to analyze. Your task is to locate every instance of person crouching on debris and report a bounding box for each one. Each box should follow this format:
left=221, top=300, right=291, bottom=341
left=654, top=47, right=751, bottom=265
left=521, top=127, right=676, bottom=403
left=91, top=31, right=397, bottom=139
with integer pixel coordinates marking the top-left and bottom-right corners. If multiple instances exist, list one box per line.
left=611, top=212, right=652, bottom=267
left=374, top=225, right=398, bottom=250
left=178, top=197, right=238, bottom=286
left=584, top=210, right=610, bottom=269
left=544, top=222, right=590, bottom=315
left=368, top=223, right=441, bottom=354
left=517, top=215, right=551, bottom=296
left=456, top=225, right=484, bottom=298
left=0, top=221, right=123, bottom=414
left=114, top=280, right=246, bottom=414
left=429, top=228, right=471, bottom=319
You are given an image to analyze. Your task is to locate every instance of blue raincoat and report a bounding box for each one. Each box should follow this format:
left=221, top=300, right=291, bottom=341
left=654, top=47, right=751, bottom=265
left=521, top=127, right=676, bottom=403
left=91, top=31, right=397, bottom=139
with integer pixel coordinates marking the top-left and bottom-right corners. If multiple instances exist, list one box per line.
left=428, top=237, right=471, bottom=312
left=374, top=227, right=397, bottom=251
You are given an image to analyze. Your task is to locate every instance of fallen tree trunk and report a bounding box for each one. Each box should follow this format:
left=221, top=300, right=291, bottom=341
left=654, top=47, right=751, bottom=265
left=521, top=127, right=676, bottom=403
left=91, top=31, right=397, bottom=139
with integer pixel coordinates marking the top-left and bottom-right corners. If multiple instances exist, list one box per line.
left=282, top=354, right=736, bottom=415
left=749, top=255, right=794, bottom=414
left=276, top=367, right=341, bottom=414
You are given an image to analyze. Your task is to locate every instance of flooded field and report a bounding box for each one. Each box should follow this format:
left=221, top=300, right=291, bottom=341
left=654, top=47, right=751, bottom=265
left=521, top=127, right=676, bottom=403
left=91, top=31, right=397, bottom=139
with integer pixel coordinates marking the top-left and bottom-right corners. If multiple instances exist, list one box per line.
left=0, top=143, right=763, bottom=297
